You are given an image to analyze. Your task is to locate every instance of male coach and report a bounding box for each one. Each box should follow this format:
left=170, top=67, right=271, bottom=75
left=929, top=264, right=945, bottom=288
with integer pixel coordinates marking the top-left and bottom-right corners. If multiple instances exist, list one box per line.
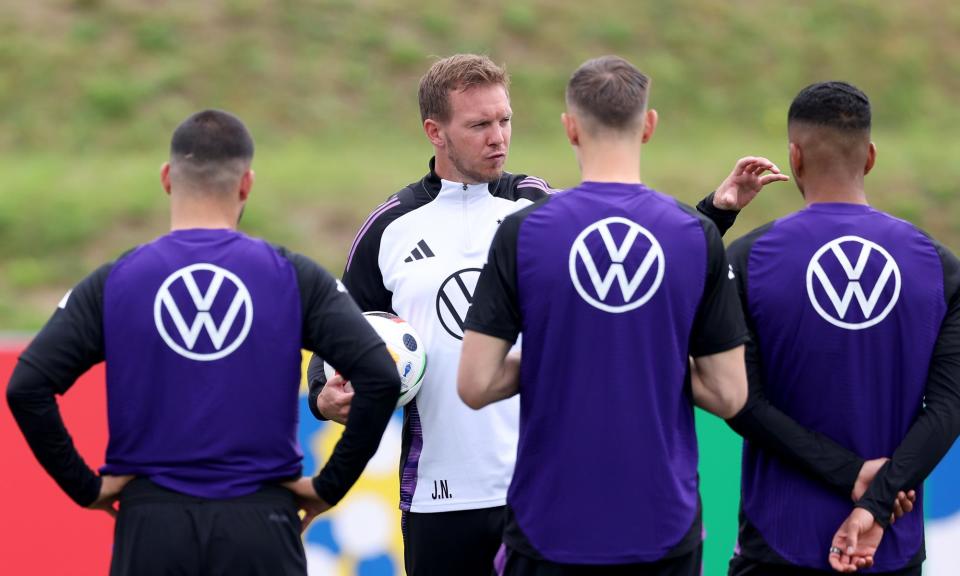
left=457, top=55, right=780, bottom=574
left=307, top=54, right=784, bottom=575
left=726, top=82, right=960, bottom=575
left=6, top=110, right=400, bottom=575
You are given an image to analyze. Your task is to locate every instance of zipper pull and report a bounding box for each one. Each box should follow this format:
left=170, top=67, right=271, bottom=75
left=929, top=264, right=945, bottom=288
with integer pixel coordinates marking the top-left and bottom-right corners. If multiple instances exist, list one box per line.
left=462, top=183, right=468, bottom=191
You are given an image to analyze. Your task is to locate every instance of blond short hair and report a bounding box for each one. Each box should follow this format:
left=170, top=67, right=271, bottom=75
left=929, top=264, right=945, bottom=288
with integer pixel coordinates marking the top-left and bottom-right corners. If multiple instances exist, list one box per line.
left=418, top=54, right=509, bottom=123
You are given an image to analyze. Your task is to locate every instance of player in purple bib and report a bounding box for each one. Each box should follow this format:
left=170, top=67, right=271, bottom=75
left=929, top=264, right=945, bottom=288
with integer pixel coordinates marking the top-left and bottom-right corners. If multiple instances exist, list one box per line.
left=7, top=110, right=401, bottom=575
left=726, top=82, right=960, bottom=575
left=458, top=56, right=791, bottom=575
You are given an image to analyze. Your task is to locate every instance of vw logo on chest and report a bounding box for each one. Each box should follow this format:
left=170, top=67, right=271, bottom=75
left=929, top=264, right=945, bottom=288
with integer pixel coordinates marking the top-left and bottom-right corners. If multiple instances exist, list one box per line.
left=569, top=217, right=665, bottom=313
left=154, top=263, right=254, bottom=361
left=806, top=235, right=901, bottom=330
left=436, top=268, right=482, bottom=340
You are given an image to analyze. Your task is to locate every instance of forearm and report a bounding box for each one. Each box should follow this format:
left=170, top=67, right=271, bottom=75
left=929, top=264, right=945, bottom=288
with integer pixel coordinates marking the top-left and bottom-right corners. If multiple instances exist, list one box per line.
left=727, top=395, right=864, bottom=495
left=858, top=401, right=960, bottom=525
left=311, top=345, right=399, bottom=506
left=6, top=360, right=101, bottom=507
left=461, top=353, right=520, bottom=409
left=696, top=192, right=738, bottom=237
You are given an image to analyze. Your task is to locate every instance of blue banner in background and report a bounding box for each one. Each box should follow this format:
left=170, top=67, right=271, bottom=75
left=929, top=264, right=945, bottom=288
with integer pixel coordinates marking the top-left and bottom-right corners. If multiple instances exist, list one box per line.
left=925, top=441, right=960, bottom=575
left=299, top=397, right=405, bottom=576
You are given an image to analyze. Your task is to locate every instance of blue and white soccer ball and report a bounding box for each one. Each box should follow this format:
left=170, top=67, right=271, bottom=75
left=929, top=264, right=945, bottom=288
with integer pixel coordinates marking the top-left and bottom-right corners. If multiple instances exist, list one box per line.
left=324, top=311, right=426, bottom=407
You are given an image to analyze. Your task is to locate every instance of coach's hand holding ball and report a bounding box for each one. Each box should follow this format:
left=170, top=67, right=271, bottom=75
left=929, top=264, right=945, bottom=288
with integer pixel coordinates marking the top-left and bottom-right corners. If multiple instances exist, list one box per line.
left=317, top=374, right=353, bottom=425
left=318, top=312, right=426, bottom=424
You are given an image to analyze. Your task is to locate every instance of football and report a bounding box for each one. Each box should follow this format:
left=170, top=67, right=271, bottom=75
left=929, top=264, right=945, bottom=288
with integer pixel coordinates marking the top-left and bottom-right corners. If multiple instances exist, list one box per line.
left=324, top=311, right=426, bottom=407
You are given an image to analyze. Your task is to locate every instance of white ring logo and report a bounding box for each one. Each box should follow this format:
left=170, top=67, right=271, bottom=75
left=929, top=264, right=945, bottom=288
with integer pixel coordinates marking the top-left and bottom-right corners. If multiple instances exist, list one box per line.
left=569, top=216, right=665, bottom=313
left=154, top=263, right=254, bottom=361
left=806, top=236, right=901, bottom=330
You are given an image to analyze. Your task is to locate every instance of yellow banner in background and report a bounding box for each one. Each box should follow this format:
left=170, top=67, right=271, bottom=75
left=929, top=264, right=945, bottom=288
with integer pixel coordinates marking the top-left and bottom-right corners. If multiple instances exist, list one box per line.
left=299, top=352, right=406, bottom=576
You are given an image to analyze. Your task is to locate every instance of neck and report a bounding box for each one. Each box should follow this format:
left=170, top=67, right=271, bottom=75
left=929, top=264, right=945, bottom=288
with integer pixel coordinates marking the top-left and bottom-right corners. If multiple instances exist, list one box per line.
left=801, top=175, right=869, bottom=206
left=577, top=140, right=643, bottom=184
left=169, top=194, right=240, bottom=231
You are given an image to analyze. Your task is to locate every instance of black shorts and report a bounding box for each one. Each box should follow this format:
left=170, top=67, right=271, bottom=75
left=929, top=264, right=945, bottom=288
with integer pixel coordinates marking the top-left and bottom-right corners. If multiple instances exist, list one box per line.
left=402, top=505, right=506, bottom=576
left=110, top=478, right=306, bottom=576
left=728, top=555, right=922, bottom=576
left=497, top=544, right=703, bottom=576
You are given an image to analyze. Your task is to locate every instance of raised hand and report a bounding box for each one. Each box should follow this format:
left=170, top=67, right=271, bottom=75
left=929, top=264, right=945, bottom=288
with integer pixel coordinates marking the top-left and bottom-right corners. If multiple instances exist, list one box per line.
left=713, top=156, right=790, bottom=211
left=828, top=507, right=882, bottom=573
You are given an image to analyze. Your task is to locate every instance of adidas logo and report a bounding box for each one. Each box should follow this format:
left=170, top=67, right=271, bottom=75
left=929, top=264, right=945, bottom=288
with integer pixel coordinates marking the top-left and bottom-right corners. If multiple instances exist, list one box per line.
left=404, top=240, right=436, bottom=263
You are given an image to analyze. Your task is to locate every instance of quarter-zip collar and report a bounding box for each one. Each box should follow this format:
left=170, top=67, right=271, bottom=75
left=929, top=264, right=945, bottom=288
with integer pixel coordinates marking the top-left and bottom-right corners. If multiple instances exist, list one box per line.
left=437, top=179, right=490, bottom=201
left=422, top=157, right=500, bottom=201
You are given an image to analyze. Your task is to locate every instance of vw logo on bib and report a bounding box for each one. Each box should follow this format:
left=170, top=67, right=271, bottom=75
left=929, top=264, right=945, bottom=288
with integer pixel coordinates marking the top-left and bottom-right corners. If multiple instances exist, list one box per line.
left=154, top=263, right=254, bottom=361
left=806, top=235, right=901, bottom=330
left=569, top=217, right=665, bottom=313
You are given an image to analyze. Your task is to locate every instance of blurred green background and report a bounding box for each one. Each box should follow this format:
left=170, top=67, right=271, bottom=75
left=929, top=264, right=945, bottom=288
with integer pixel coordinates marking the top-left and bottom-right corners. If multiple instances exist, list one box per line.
left=3, top=0, right=958, bottom=573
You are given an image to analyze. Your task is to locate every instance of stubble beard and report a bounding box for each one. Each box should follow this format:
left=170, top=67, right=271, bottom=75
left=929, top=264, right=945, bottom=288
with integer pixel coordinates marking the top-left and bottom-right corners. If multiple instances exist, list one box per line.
left=445, top=137, right=504, bottom=184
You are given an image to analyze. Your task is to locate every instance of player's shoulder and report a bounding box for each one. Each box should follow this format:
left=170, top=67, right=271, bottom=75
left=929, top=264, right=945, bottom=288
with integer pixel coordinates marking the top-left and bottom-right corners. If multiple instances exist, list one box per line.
left=58, top=247, right=140, bottom=318
left=670, top=195, right=709, bottom=221
left=871, top=211, right=960, bottom=304
left=723, top=222, right=777, bottom=280
left=727, top=220, right=778, bottom=256
left=501, top=193, right=553, bottom=227
left=902, top=220, right=960, bottom=279
left=267, top=243, right=344, bottom=299
left=101, top=243, right=154, bottom=286
left=266, top=243, right=332, bottom=278
left=872, top=207, right=944, bottom=243
left=664, top=194, right=726, bottom=244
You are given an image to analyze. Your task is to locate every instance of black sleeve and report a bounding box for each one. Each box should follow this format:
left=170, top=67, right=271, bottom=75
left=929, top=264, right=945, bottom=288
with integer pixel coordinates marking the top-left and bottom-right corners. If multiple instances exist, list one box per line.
left=306, top=354, right=329, bottom=421
left=857, top=240, right=960, bottom=526
left=305, top=200, right=400, bottom=421
left=688, top=216, right=749, bottom=357
left=724, top=228, right=866, bottom=496
left=285, top=251, right=401, bottom=506
left=6, top=264, right=112, bottom=507
left=696, top=192, right=739, bottom=237
left=462, top=205, right=527, bottom=343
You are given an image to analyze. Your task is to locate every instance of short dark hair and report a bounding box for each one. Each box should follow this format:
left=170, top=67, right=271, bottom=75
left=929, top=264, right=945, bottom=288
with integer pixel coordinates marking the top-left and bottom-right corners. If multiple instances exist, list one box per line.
left=788, top=82, right=871, bottom=132
left=566, top=56, right=650, bottom=131
left=170, top=109, right=254, bottom=163
left=418, top=54, right=509, bottom=123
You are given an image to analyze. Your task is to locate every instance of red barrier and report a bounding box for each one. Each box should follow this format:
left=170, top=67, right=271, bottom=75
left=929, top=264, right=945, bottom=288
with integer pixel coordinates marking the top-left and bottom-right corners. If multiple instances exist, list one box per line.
left=1, top=345, right=112, bottom=575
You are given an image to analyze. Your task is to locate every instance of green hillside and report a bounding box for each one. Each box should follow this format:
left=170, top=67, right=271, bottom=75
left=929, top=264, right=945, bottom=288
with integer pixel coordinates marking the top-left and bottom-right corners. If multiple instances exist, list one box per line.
left=3, top=0, right=959, bottom=330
